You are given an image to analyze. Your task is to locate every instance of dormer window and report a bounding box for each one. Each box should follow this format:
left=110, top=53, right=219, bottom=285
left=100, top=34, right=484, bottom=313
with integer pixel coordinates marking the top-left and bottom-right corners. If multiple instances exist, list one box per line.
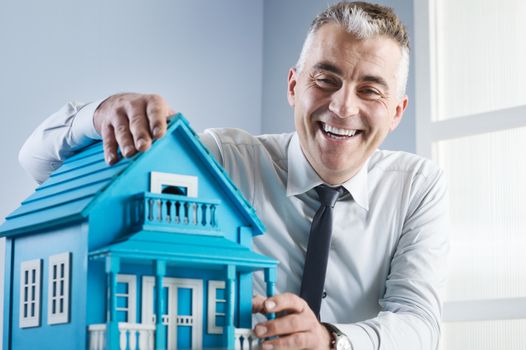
left=150, top=172, right=198, bottom=197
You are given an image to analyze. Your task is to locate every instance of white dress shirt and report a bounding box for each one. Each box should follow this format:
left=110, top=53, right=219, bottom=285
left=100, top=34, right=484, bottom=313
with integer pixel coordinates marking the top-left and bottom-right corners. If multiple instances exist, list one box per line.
left=19, top=103, right=449, bottom=350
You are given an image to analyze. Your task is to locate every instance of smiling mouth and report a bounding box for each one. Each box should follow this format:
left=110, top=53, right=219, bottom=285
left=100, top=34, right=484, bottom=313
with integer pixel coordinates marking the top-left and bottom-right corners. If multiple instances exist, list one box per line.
left=320, top=122, right=362, bottom=140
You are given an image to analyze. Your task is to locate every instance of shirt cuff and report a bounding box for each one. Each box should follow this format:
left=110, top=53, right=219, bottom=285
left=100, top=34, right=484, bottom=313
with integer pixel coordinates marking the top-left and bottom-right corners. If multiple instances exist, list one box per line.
left=72, top=99, right=105, bottom=140
left=336, top=323, right=377, bottom=350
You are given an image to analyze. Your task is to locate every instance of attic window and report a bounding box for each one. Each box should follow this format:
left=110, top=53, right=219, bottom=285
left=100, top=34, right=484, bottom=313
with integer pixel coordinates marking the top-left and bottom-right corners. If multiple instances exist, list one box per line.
left=161, top=185, right=187, bottom=196
left=150, top=172, right=198, bottom=197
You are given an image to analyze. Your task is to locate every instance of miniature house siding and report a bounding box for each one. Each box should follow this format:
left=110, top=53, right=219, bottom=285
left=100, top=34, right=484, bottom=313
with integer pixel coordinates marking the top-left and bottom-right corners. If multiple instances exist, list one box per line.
left=10, top=221, right=89, bottom=349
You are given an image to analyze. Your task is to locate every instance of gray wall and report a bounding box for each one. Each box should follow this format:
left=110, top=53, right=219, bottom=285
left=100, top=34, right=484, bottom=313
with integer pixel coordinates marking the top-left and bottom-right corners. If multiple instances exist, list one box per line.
left=261, top=0, right=416, bottom=155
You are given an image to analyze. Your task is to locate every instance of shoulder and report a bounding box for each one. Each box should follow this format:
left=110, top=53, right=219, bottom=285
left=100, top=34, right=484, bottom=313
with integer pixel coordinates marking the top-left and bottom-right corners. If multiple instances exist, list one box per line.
left=203, top=128, right=294, bottom=162
left=369, top=149, right=443, bottom=181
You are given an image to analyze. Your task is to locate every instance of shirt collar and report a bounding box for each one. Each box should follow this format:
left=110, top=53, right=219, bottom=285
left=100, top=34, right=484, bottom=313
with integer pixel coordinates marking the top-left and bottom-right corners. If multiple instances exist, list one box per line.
left=286, top=133, right=370, bottom=211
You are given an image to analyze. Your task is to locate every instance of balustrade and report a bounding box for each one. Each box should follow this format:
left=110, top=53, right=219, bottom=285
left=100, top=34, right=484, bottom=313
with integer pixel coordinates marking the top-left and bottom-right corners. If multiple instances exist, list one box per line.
left=133, top=193, right=220, bottom=233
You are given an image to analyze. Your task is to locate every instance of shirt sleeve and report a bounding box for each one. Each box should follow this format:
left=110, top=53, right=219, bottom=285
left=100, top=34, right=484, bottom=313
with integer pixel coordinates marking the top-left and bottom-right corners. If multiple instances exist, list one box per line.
left=337, top=169, right=449, bottom=350
left=18, top=100, right=104, bottom=184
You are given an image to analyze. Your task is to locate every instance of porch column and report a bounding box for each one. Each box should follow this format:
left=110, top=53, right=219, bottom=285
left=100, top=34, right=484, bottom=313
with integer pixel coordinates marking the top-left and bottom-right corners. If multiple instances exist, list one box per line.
left=155, top=260, right=167, bottom=349
left=225, top=264, right=236, bottom=348
left=265, top=268, right=277, bottom=320
left=105, top=256, right=120, bottom=350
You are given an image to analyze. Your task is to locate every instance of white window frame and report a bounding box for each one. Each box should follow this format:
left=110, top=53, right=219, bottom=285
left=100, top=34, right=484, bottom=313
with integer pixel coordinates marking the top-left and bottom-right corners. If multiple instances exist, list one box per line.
left=150, top=171, right=198, bottom=197
left=19, top=259, right=41, bottom=328
left=116, top=274, right=137, bottom=323
left=414, top=0, right=526, bottom=322
left=47, top=252, right=71, bottom=325
left=207, top=280, right=226, bottom=334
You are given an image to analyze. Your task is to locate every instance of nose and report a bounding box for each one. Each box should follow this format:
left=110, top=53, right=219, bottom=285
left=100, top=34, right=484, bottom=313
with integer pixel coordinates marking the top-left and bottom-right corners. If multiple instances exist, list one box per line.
left=328, top=86, right=359, bottom=118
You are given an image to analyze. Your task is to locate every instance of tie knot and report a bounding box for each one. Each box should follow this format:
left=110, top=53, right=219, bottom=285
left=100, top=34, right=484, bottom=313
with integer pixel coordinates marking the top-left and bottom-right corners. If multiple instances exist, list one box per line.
left=315, top=185, right=343, bottom=208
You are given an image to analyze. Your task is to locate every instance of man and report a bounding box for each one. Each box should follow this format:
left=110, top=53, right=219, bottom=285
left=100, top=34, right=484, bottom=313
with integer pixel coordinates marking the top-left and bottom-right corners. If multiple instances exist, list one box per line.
left=19, top=2, right=448, bottom=349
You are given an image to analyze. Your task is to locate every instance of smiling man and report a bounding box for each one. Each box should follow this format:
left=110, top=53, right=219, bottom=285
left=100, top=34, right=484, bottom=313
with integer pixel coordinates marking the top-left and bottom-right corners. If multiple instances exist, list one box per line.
left=20, top=2, right=448, bottom=349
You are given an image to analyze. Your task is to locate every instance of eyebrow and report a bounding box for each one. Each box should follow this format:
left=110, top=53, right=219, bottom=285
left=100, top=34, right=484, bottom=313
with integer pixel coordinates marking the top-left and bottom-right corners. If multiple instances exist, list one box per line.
left=360, top=75, right=389, bottom=91
left=313, top=62, right=343, bottom=76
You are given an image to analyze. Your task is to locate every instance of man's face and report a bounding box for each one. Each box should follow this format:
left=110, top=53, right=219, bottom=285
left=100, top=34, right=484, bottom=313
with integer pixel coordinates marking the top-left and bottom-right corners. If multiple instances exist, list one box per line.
left=288, top=23, right=408, bottom=185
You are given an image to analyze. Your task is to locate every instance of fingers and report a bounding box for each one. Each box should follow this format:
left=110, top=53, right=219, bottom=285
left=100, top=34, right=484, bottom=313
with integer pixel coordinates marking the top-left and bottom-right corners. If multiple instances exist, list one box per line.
left=255, top=312, right=316, bottom=338
left=262, top=292, right=309, bottom=314
left=100, top=123, right=118, bottom=165
left=260, top=331, right=320, bottom=350
left=93, top=93, right=174, bottom=165
left=145, top=94, right=171, bottom=140
left=252, top=294, right=267, bottom=313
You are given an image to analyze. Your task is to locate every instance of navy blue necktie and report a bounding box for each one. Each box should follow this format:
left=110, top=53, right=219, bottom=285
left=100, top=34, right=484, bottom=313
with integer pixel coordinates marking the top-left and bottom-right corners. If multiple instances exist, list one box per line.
left=300, top=185, right=343, bottom=319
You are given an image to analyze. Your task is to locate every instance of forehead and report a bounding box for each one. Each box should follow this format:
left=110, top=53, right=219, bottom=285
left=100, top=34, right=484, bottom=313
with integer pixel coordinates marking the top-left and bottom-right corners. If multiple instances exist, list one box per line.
left=305, top=23, right=402, bottom=81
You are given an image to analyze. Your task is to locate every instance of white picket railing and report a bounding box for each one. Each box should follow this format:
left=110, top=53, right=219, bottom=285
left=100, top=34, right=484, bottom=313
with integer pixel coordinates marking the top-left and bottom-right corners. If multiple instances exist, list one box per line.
left=234, top=328, right=259, bottom=350
left=88, top=322, right=155, bottom=350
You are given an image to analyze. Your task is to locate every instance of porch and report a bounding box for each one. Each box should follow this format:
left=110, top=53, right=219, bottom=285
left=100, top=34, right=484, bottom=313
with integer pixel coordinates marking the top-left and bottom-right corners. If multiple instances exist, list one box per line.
left=88, top=323, right=257, bottom=350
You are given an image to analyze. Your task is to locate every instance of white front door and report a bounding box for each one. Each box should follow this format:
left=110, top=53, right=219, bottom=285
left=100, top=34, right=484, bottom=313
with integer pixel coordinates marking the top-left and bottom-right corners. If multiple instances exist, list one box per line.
left=142, top=276, right=203, bottom=349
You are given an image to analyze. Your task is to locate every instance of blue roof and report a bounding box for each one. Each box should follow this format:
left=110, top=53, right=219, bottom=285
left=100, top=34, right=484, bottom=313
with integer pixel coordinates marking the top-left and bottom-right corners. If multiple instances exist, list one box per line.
left=90, top=231, right=277, bottom=271
left=0, top=114, right=265, bottom=237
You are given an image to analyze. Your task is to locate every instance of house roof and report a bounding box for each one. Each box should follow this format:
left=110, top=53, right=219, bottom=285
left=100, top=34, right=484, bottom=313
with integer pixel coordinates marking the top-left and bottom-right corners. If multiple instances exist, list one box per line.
left=89, top=231, right=277, bottom=271
left=0, top=114, right=265, bottom=237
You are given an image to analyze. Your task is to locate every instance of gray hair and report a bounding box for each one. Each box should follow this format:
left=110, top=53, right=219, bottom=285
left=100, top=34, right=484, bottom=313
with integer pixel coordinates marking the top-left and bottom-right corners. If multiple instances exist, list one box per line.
left=296, top=1, right=410, bottom=99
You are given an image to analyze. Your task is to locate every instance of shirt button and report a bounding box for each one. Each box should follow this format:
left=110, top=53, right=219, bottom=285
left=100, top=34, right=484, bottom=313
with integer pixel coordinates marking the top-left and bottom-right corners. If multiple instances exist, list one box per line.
left=322, top=290, right=327, bottom=299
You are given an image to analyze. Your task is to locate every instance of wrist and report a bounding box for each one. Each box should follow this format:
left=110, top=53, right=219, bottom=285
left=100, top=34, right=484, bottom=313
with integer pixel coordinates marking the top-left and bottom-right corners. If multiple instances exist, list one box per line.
left=322, top=322, right=353, bottom=350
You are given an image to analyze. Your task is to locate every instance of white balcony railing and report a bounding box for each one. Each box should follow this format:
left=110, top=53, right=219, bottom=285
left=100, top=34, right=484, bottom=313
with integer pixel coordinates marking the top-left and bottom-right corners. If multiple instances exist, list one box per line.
left=235, top=328, right=259, bottom=350
left=131, top=192, right=221, bottom=234
left=88, top=322, right=155, bottom=350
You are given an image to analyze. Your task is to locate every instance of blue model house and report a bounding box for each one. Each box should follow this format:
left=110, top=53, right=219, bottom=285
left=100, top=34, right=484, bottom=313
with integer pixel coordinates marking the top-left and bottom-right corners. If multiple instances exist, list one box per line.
left=0, top=114, right=278, bottom=350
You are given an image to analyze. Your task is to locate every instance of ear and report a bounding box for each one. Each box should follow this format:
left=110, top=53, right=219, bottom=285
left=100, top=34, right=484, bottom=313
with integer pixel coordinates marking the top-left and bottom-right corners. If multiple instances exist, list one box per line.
left=287, top=68, right=298, bottom=107
left=389, top=95, right=408, bottom=131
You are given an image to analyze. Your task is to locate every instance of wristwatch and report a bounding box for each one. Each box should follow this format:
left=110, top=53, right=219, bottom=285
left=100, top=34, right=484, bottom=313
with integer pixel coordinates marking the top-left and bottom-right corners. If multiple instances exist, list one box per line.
left=322, top=322, right=353, bottom=350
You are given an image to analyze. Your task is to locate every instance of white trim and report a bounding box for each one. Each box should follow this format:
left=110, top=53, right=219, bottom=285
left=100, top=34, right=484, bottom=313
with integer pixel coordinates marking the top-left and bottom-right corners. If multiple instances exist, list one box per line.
left=116, top=274, right=137, bottom=323
left=142, top=276, right=203, bottom=349
left=207, top=280, right=226, bottom=334
left=19, top=259, right=41, bottom=328
left=47, top=252, right=71, bottom=325
left=414, top=0, right=437, bottom=158
left=429, top=105, right=526, bottom=141
left=150, top=172, right=198, bottom=198
left=443, top=298, right=526, bottom=322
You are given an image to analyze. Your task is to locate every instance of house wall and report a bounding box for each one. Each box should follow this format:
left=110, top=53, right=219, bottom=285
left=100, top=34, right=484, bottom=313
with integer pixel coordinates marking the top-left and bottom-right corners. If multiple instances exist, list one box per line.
left=9, top=222, right=89, bottom=350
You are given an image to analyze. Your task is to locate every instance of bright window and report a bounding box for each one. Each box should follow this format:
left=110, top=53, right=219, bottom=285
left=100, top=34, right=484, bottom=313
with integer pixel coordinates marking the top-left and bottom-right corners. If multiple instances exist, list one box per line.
left=20, top=259, right=41, bottom=328
left=414, top=0, right=526, bottom=347
left=207, top=280, right=226, bottom=334
left=116, top=274, right=137, bottom=322
left=47, top=252, right=71, bottom=324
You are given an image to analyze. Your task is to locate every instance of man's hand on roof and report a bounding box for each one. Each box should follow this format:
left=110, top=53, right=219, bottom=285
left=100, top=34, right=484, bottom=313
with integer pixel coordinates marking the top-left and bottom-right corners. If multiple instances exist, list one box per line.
left=94, top=93, right=175, bottom=165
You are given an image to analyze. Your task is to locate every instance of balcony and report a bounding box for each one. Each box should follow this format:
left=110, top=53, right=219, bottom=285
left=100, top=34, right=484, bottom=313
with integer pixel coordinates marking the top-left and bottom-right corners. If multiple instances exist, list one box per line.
left=131, top=192, right=221, bottom=235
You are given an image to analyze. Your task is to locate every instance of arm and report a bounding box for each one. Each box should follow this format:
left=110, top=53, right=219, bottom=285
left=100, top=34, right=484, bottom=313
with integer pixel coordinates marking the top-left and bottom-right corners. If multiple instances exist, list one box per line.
left=19, top=101, right=102, bottom=184
left=19, top=93, right=174, bottom=184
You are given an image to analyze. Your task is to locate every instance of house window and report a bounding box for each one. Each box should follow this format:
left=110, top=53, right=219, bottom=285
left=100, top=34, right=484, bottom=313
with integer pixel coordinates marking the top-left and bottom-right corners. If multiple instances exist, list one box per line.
left=47, top=252, right=71, bottom=325
left=116, top=274, right=137, bottom=322
left=150, top=171, right=198, bottom=198
left=207, top=280, right=226, bottom=334
left=20, top=259, right=41, bottom=328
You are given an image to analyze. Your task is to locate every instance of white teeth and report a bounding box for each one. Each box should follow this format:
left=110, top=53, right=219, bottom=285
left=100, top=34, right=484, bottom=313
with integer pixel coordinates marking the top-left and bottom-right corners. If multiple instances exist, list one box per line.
left=322, top=123, right=357, bottom=137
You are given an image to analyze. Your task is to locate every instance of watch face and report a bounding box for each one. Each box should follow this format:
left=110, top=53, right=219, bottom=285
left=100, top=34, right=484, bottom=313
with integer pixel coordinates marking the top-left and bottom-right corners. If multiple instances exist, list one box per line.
left=336, top=336, right=353, bottom=350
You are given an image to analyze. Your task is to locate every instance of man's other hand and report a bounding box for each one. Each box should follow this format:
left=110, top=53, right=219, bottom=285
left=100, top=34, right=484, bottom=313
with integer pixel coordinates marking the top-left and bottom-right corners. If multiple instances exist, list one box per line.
left=94, top=93, right=175, bottom=164
left=252, top=293, right=332, bottom=350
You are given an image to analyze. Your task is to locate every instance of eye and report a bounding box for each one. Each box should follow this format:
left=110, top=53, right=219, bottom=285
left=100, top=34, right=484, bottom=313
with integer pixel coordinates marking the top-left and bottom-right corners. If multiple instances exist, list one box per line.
left=314, top=76, right=340, bottom=90
left=358, top=87, right=383, bottom=99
